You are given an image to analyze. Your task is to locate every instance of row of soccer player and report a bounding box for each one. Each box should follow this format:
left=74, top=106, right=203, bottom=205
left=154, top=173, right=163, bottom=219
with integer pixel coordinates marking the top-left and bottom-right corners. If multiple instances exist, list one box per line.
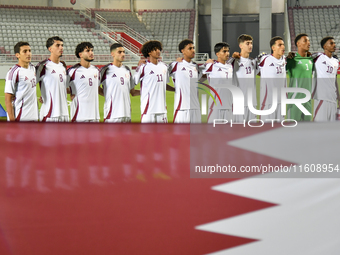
left=4, top=34, right=340, bottom=123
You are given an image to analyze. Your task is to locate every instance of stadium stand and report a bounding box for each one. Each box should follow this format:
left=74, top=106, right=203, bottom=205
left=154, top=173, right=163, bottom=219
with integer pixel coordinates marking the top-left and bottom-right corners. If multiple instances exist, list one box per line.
left=0, top=5, right=112, bottom=59
left=139, top=9, right=195, bottom=53
left=288, top=5, right=340, bottom=53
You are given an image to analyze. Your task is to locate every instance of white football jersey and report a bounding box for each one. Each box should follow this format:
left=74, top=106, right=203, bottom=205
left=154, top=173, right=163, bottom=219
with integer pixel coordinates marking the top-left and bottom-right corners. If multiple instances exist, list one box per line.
left=258, top=55, right=287, bottom=106
left=100, top=63, right=135, bottom=120
left=4, top=64, right=38, bottom=121
left=134, top=60, right=169, bottom=115
left=67, top=64, right=100, bottom=122
left=36, top=59, right=68, bottom=120
left=202, top=61, right=234, bottom=110
left=230, top=57, right=257, bottom=106
left=313, top=53, right=339, bottom=103
left=169, top=60, right=201, bottom=111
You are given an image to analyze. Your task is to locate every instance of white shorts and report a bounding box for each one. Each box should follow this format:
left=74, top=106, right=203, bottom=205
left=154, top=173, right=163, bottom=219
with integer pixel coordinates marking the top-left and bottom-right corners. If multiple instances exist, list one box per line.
left=141, top=113, right=167, bottom=123
left=174, top=109, right=201, bottom=123
left=313, top=99, right=337, bottom=122
left=258, top=104, right=284, bottom=122
left=74, top=119, right=99, bottom=123
left=207, top=109, right=232, bottom=123
left=43, top=116, right=69, bottom=122
left=105, top=117, right=131, bottom=123
left=234, top=106, right=256, bottom=123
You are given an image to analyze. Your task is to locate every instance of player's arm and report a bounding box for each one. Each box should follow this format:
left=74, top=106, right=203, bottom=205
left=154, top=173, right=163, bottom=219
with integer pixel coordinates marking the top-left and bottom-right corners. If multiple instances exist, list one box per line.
left=5, top=93, right=15, bottom=121
left=166, top=84, right=175, bottom=91
left=98, top=86, right=104, bottom=97
left=335, top=77, right=340, bottom=108
left=130, top=88, right=140, bottom=96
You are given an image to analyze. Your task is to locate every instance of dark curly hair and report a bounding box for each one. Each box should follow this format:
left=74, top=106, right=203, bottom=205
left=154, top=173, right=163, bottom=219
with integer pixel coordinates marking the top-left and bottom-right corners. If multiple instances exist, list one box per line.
left=75, top=42, right=94, bottom=58
left=178, top=39, right=193, bottom=53
left=141, top=40, right=162, bottom=58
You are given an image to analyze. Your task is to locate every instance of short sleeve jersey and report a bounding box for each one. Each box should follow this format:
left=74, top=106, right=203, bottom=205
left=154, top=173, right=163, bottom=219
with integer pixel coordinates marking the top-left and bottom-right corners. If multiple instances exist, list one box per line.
left=67, top=64, right=100, bottom=121
left=134, top=60, right=169, bottom=115
left=230, top=57, right=257, bottom=106
left=100, top=63, right=135, bottom=119
left=202, top=61, right=233, bottom=109
left=312, top=53, right=339, bottom=103
left=36, top=59, right=68, bottom=119
left=258, top=55, right=287, bottom=105
left=169, top=60, right=201, bottom=111
left=286, top=53, right=314, bottom=99
left=4, top=64, right=38, bottom=121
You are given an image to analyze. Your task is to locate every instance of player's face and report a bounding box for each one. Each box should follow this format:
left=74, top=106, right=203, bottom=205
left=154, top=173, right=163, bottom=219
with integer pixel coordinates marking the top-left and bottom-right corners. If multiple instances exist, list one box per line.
left=216, top=47, right=230, bottom=61
left=80, top=47, right=94, bottom=62
left=181, top=43, right=195, bottom=60
left=297, top=36, right=310, bottom=52
left=16, top=45, right=32, bottom=64
left=49, top=40, right=64, bottom=57
left=148, top=48, right=161, bottom=59
left=111, top=47, right=125, bottom=62
left=240, top=40, right=253, bottom=53
left=272, top=40, right=285, bottom=57
left=323, top=39, right=336, bottom=53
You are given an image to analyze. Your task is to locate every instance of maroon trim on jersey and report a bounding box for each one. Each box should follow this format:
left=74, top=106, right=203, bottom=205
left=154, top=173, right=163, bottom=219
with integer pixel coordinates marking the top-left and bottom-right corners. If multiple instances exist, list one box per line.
left=140, top=66, right=146, bottom=80
left=141, top=94, right=150, bottom=121
left=71, top=98, right=79, bottom=122
left=207, top=94, right=216, bottom=122
left=104, top=98, right=113, bottom=121
left=261, top=84, right=268, bottom=110
left=173, top=89, right=182, bottom=122
left=313, top=54, right=322, bottom=63
left=15, top=70, right=20, bottom=84
left=259, top=56, right=269, bottom=67
left=8, top=65, right=19, bottom=81
left=42, top=92, right=53, bottom=122
left=171, top=62, right=178, bottom=74
left=312, top=80, right=317, bottom=99
left=69, top=64, right=81, bottom=81
left=313, top=100, right=323, bottom=121
left=206, top=63, right=213, bottom=73
left=15, top=99, right=24, bottom=122
left=40, top=65, right=46, bottom=77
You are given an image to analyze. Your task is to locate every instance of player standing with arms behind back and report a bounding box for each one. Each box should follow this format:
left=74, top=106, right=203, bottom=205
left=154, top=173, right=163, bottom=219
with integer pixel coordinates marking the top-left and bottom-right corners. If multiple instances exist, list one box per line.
left=258, top=36, right=287, bottom=121
left=134, top=40, right=170, bottom=123
left=312, top=36, right=340, bottom=121
left=67, top=42, right=100, bottom=122
left=229, top=34, right=257, bottom=122
left=286, top=33, right=313, bottom=121
left=5, top=42, right=38, bottom=121
left=36, top=36, right=69, bottom=122
left=100, top=43, right=140, bottom=123
left=168, top=39, right=201, bottom=123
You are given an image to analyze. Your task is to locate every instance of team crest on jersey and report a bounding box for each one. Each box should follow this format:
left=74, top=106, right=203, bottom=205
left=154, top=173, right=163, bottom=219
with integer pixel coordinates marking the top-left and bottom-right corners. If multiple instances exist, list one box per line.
left=298, top=61, right=302, bottom=64
left=181, top=67, right=186, bottom=71
left=218, top=68, right=222, bottom=71
left=94, top=74, right=98, bottom=79
left=24, top=76, right=29, bottom=81
left=51, top=70, right=56, bottom=74
left=125, top=73, right=129, bottom=78
left=322, top=61, right=327, bottom=65
left=150, top=70, right=154, bottom=74
left=80, top=75, right=85, bottom=79
left=309, top=60, right=312, bottom=64
left=270, top=63, right=274, bottom=66
left=112, top=74, right=117, bottom=78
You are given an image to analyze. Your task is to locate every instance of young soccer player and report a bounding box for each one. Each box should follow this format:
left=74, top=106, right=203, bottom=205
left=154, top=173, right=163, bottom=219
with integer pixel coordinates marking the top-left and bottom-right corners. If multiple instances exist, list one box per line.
left=202, top=42, right=233, bottom=123
left=168, top=39, right=202, bottom=123
left=67, top=42, right=100, bottom=122
left=100, top=43, right=140, bottom=123
left=5, top=41, right=38, bottom=121
left=258, top=36, right=287, bottom=121
left=286, top=33, right=313, bottom=121
left=36, top=36, right=69, bottom=122
left=229, top=34, right=257, bottom=122
left=312, top=36, right=340, bottom=121
left=134, top=40, right=170, bottom=123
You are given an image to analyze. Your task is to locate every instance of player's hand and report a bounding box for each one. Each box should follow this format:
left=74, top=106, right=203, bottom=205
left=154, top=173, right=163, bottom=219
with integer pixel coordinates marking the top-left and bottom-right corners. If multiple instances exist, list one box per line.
left=232, top=52, right=240, bottom=59
left=176, top=57, right=183, bottom=62
left=205, top=58, right=214, bottom=64
left=39, top=96, right=43, bottom=103
left=138, top=58, right=146, bottom=66
left=70, top=94, right=75, bottom=100
left=287, top=52, right=295, bottom=59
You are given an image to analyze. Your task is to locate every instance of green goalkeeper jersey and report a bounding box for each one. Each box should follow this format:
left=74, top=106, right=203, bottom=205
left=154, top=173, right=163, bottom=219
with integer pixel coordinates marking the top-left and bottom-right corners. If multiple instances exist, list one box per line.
left=286, top=53, right=314, bottom=99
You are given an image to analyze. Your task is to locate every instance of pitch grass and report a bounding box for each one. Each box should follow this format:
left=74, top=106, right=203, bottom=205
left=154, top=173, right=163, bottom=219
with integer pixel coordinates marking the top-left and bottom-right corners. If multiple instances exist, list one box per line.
left=1, top=77, right=340, bottom=122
